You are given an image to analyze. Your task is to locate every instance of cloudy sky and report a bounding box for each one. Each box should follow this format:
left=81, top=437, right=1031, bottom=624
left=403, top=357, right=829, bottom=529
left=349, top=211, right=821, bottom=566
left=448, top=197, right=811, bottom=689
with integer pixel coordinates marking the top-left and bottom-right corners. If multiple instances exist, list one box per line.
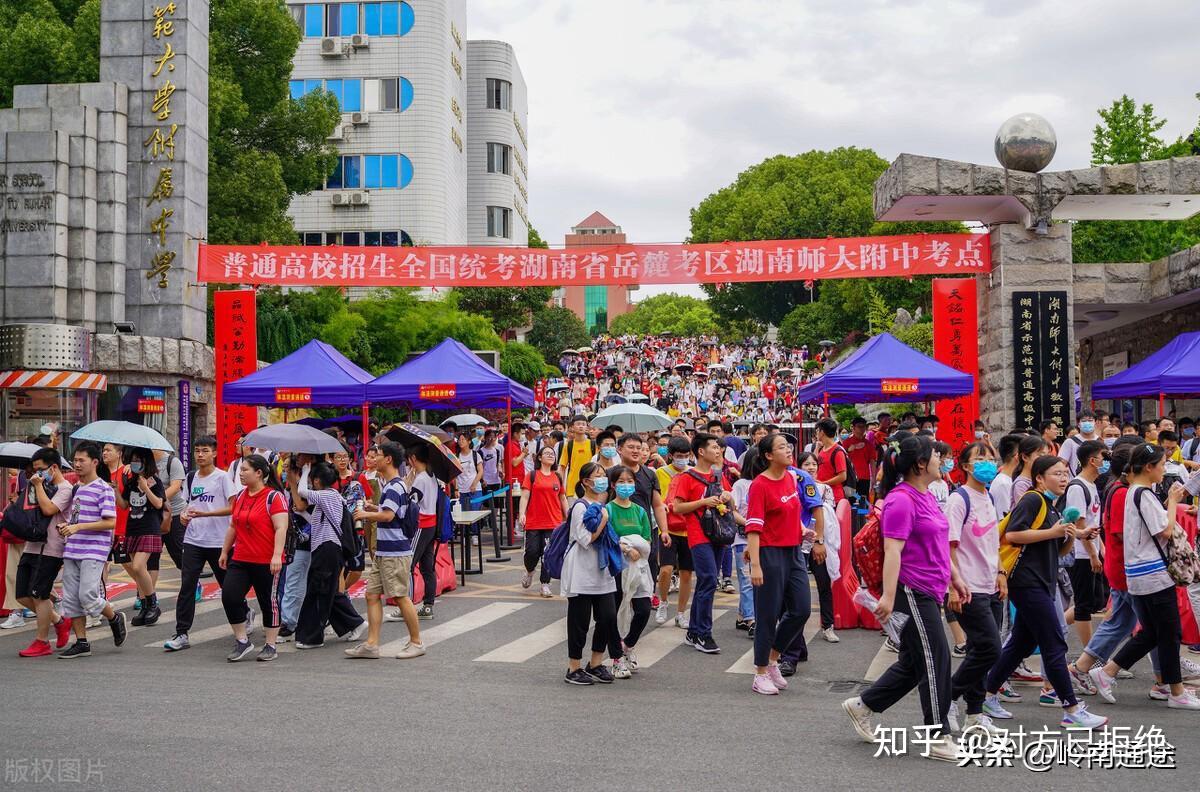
left=471, top=0, right=1199, bottom=295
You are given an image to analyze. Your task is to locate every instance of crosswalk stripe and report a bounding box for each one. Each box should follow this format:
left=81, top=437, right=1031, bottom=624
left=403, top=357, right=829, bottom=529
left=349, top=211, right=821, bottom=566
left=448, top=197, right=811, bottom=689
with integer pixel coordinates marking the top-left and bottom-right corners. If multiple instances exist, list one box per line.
left=864, top=639, right=894, bottom=682
left=474, top=617, right=569, bottom=663
left=632, top=609, right=727, bottom=668
left=84, top=600, right=225, bottom=646
left=378, top=602, right=529, bottom=655
left=724, top=619, right=820, bottom=674
left=143, top=613, right=241, bottom=649
left=0, top=590, right=152, bottom=641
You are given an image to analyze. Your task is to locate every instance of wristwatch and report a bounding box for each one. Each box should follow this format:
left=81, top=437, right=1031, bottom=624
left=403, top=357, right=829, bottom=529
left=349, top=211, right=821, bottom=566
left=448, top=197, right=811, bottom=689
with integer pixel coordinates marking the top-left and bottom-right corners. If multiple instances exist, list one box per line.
left=813, top=539, right=824, bottom=545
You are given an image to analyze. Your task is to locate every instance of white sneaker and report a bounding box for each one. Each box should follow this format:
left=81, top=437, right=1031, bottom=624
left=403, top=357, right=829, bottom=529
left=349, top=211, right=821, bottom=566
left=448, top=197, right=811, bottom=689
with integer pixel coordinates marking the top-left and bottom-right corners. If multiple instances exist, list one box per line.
left=1181, top=657, right=1200, bottom=682
left=625, top=647, right=639, bottom=671
left=1061, top=703, right=1108, bottom=729
left=922, top=735, right=963, bottom=763
left=613, top=657, right=632, bottom=679
left=945, top=701, right=960, bottom=733
left=540, top=583, right=553, bottom=598
left=821, top=626, right=840, bottom=643
left=674, top=612, right=689, bottom=630
left=962, top=712, right=1003, bottom=736
left=521, top=571, right=533, bottom=589
left=0, top=612, right=26, bottom=629
left=340, top=621, right=367, bottom=642
left=669, top=574, right=680, bottom=594
left=396, top=641, right=426, bottom=659
left=244, top=608, right=257, bottom=635
left=85, top=615, right=102, bottom=629
left=1116, top=668, right=1134, bottom=679
left=1089, top=666, right=1117, bottom=704
left=1149, top=683, right=1171, bottom=701
left=1167, top=690, right=1200, bottom=710
left=654, top=603, right=669, bottom=625
left=841, top=696, right=877, bottom=743
left=384, top=608, right=404, bottom=622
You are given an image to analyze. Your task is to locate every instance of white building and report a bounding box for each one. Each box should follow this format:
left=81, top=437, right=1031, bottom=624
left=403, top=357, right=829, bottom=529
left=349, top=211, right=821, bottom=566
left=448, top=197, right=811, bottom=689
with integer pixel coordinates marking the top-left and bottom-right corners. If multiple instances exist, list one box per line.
left=284, top=1, right=527, bottom=257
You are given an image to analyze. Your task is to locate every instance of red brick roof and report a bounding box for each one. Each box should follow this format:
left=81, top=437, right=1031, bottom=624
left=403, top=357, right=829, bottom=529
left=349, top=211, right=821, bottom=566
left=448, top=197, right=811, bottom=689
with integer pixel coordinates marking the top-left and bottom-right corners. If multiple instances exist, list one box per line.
left=574, top=211, right=617, bottom=229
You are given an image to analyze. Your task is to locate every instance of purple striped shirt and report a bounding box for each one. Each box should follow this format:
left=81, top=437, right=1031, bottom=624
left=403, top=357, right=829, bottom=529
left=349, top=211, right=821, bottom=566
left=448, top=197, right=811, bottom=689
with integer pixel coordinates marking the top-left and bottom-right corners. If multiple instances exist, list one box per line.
left=63, top=479, right=117, bottom=563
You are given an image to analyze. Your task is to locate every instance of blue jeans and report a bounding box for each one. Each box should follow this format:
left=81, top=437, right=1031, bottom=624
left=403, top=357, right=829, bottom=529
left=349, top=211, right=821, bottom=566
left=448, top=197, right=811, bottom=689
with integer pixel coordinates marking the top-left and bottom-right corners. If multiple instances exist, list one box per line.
left=734, top=543, right=754, bottom=621
left=688, top=541, right=718, bottom=639
left=1082, top=589, right=1160, bottom=674
left=720, top=544, right=733, bottom=578
left=280, top=548, right=311, bottom=630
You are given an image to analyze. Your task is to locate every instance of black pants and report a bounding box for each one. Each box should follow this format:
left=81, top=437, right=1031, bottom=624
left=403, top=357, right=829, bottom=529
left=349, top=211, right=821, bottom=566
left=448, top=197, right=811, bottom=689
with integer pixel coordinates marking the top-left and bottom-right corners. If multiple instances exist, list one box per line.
left=163, top=514, right=185, bottom=569
left=297, top=542, right=364, bottom=645
left=950, top=592, right=1004, bottom=714
left=411, top=528, right=437, bottom=606
left=221, top=560, right=281, bottom=629
left=806, top=549, right=834, bottom=629
left=754, top=546, right=810, bottom=668
left=1114, top=586, right=1182, bottom=685
left=522, top=529, right=551, bottom=584
left=483, top=482, right=502, bottom=538
left=175, top=543, right=231, bottom=635
left=566, top=592, right=619, bottom=662
left=984, top=585, right=1078, bottom=707
left=860, top=586, right=952, bottom=735
left=1067, top=558, right=1105, bottom=622
left=614, top=575, right=651, bottom=648
left=648, top=531, right=661, bottom=584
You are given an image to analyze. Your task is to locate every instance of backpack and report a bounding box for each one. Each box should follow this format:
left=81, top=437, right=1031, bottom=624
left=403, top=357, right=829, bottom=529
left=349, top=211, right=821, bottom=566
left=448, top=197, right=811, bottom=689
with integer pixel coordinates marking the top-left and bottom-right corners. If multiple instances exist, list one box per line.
left=833, top=445, right=859, bottom=495
left=853, top=502, right=886, bottom=597
left=997, top=492, right=1049, bottom=578
left=950, top=486, right=997, bottom=537
left=1133, top=487, right=1200, bottom=586
left=685, top=470, right=736, bottom=546
left=387, top=478, right=421, bottom=540
left=1185, top=437, right=1200, bottom=464
left=0, top=481, right=59, bottom=543
left=334, top=500, right=362, bottom=567
left=437, top=486, right=455, bottom=543
left=564, top=438, right=597, bottom=469
left=543, top=500, right=586, bottom=580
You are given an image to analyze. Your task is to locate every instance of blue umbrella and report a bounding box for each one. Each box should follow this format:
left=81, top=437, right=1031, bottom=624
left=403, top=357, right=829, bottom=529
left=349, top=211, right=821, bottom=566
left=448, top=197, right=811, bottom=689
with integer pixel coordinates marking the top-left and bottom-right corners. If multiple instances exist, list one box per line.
left=71, top=420, right=174, bottom=451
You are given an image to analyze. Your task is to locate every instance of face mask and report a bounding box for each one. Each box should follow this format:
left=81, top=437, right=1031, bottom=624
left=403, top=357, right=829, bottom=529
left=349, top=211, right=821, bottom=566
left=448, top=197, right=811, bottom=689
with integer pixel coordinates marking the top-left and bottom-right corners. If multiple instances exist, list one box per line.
left=615, top=483, right=636, bottom=499
left=672, top=458, right=689, bottom=471
left=600, top=447, right=617, bottom=459
left=1103, top=437, right=1116, bottom=449
left=657, top=445, right=669, bottom=456
left=591, top=478, right=609, bottom=493
left=130, top=461, right=144, bottom=474
left=1080, top=421, right=1095, bottom=434
left=475, top=428, right=485, bottom=437
left=1099, top=460, right=1111, bottom=475
left=940, top=459, right=954, bottom=475
left=1185, top=428, right=1196, bottom=439
left=971, top=460, right=999, bottom=486
left=974, top=430, right=985, bottom=440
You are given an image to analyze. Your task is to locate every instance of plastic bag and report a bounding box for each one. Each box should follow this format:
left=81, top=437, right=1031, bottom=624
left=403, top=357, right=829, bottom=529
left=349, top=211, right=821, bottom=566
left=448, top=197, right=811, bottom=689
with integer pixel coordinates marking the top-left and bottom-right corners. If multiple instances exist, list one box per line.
left=852, top=587, right=909, bottom=645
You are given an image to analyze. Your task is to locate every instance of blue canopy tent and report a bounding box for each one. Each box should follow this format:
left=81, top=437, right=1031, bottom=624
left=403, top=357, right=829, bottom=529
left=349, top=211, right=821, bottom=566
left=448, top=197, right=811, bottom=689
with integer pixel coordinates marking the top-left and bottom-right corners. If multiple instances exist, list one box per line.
left=366, top=338, right=535, bottom=410
left=1092, top=331, right=1200, bottom=415
left=795, top=332, right=975, bottom=405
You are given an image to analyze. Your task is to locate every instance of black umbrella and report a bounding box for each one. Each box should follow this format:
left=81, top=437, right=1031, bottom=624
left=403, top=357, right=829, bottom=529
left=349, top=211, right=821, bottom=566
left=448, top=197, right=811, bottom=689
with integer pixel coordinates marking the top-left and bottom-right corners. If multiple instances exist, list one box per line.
left=675, top=363, right=695, bottom=374
left=383, top=423, right=462, bottom=482
left=0, top=441, right=49, bottom=469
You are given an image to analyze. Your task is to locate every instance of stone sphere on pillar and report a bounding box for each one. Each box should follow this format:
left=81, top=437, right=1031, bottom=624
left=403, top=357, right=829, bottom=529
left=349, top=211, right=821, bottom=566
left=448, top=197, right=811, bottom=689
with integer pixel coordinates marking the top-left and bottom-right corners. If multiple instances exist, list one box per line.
left=994, top=113, right=1057, bottom=172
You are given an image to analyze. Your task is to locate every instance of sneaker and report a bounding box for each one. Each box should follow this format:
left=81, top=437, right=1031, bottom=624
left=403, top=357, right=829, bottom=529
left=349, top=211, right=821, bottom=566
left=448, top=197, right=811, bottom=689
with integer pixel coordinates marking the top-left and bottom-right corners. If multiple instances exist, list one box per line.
left=58, top=641, right=91, bottom=658
left=1167, top=690, right=1200, bottom=710
left=1069, top=662, right=1098, bottom=695
left=1061, top=703, right=1108, bottom=729
left=982, top=695, right=1013, bottom=719
left=766, top=663, right=789, bottom=690
left=952, top=642, right=967, bottom=658
left=195, top=583, right=203, bottom=602
left=1010, top=661, right=1042, bottom=683
left=1181, top=657, right=1200, bottom=682
left=1038, top=689, right=1060, bottom=707
left=753, top=673, right=780, bottom=695
left=922, top=735, right=963, bottom=763
left=1149, top=683, right=1170, bottom=701
left=584, top=663, right=614, bottom=683
left=163, top=634, right=190, bottom=652
left=998, top=681, right=1023, bottom=702
left=884, top=637, right=899, bottom=653
left=540, top=584, right=553, bottom=598
left=244, top=608, right=257, bottom=635
left=779, top=659, right=797, bottom=677
left=721, top=577, right=736, bottom=594
left=821, top=626, right=840, bottom=644
left=1116, top=668, right=1134, bottom=679
left=946, top=701, right=960, bottom=732
left=295, top=640, right=324, bottom=650
left=276, top=625, right=294, bottom=644
left=53, top=617, right=71, bottom=649
left=736, top=617, right=753, bottom=632
left=654, top=603, right=669, bottom=625
left=747, top=622, right=755, bottom=639
left=674, top=612, right=689, bottom=630
left=684, top=631, right=700, bottom=648
left=841, top=696, right=877, bottom=742
left=625, top=647, right=639, bottom=671
left=140, top=603, right=161, bottom=626
left=1089, top=666, right=1117, bottom=704
left=612, top=657, right=632, bottom=679
left=396, top=641, right=426, bottom=659
left=962, top=712, right=1003, bottom=736
left=521, top=571, right=533, bottom=589
left=0, top=611, right=26, bottom=629
left=226, top=639, right=254, bottom=662
left=256, top=644, right=277, bottom=662
left=109, top=612, right=127, bottom=647
left=669, top=574, right=679, bottom=594
left=694, top=634, right=720, bottom=654
left=564, top=668, right=594, bottom=686
left=340, top=621, right=367, bottom=643
left=383, top=608, right=404, bottom=622
left=344, top=642, right=381, bottom=659
left=417, top=604, right=434, bottom=620
left=85, top=615, right=102, bottom=629
left=18, top=639, right=53, bottom=658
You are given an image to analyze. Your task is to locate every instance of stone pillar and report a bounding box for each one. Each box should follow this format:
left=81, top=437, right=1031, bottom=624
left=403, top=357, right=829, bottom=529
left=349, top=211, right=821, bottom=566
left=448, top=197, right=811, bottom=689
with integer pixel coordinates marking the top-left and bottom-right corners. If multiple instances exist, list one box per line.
left=976, top=223, right=1074, bottom=432
left=100, top=0, right=208, bottom=343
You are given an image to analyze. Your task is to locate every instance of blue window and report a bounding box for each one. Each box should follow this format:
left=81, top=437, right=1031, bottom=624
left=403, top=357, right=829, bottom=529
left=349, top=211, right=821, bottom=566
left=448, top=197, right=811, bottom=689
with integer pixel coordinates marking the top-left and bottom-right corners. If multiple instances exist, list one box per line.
left=363, top=2, right=412, bottom=36
left=326, top=79, right=344, bottom=108
left=399, top=2, right=414, bottom=34
left=306, top=78, right=322, bottom=95
left=363, top=155, right=382, bottom=188
left=399, top=154, right=412, bottom=188
left=328, top=157, right=344, bottom=189
left=304, top=4, right=323, bottom=37
left=380, top=3, right=398, bottom=35
left=342, top=79, right=361, bottom=112
left=325, top=3, right=340, bottom=36
left=342, top=156, right=361, bottom=188
left=289, top=80, right=304, bottom=100
left=400, top=77, right=413, bottom=111
left=380, top=155, right=398, bottom=188
left=340, top=3, right=359, bottom=35
left=363, top=3, right=381, bottom=35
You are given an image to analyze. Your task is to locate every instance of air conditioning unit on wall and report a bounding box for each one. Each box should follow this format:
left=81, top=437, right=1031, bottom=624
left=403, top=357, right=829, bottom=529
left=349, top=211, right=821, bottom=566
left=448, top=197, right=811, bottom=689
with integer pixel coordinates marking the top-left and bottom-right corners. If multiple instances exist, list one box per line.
left=351, top=33, right=370, bottom=48
left=350, top=192, right=370, bottom=206
left=327, top=125, right=344, bottom=141
left=320, top=37, right=341, bottom=56
left=331, top=192, right=349, bottom=206
left=350, top=112, right=368, bottom=126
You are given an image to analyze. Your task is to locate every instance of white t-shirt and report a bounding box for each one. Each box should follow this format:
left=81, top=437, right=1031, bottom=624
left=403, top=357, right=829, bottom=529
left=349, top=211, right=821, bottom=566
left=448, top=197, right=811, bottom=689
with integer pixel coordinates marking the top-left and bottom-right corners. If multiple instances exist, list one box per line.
left=412, top=471, right=440, bottom=518
left=945, top=486, right=999, bottom=595
left=1058, top=435, right=1097, bottom=476
left=989, top=472, right=1014, bottom=519
left=455, top=451, right=481, bottom=495
left=1123, top=484, right=1173, bottom=595
left=731, top=478, right=752, bottom=548
left=929, top=479, right=950, bottom=511
left=561, top=501, right=617, bottom=596
left=1063, top=477, right=1101, bottom=560
left=184, top=469, right=236, bottom=548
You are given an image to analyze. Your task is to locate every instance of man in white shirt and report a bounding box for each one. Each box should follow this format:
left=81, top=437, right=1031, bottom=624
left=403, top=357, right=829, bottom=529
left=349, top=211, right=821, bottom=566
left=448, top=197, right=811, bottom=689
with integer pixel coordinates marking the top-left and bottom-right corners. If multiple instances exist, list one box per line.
left=1062, top=440, right=1104, bottom=648
left=1059, top=409, right=1100, bottom=475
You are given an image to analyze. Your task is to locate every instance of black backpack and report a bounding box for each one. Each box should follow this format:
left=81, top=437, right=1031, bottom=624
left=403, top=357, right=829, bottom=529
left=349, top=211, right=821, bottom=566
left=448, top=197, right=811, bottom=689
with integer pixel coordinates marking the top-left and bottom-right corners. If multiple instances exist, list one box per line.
left=335, top=502, right=362, bottom=566
left=0, top=482, right=60, bottom=543
left=685, top=470, right=736, bottom=546
left=834, top=445, right=859, bottom=494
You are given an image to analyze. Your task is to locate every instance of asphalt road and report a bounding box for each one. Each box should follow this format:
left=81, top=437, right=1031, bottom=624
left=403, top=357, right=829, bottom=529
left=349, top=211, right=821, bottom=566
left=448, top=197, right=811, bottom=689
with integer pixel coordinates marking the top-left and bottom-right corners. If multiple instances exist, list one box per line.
left=0, top=555, right=1196, bottom=790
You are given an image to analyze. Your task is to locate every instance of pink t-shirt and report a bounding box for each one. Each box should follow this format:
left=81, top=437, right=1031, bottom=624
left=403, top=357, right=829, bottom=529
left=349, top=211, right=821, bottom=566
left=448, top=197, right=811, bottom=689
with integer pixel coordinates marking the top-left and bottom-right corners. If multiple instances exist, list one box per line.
left=881, top=482, right=951, bottom=600
left=945, top=486, right=999, bottom=595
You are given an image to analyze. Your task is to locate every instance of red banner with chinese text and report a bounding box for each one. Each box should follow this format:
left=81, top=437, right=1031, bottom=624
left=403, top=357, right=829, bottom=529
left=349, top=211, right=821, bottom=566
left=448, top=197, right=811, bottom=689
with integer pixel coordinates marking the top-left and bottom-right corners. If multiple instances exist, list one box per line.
left=214, top=290, right=258, bottom=469
left=198, top=234, right=989, bottom=287
left=933, top=278, right=979, bottom=457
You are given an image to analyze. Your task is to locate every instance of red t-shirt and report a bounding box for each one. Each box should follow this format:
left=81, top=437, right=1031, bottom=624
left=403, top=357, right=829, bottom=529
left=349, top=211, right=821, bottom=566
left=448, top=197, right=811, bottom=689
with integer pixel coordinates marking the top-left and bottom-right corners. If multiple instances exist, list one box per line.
left=231, top=487, right=288, bottom=564
left=745, top=472, right=802, bottom=547
left=762, top=382, right=777, bottom=400
left=670, top=468, right=729, bottom=548
left=111, top=465, right=129, bottom=537
left=843, top=437, right=874, bottom=480
left=1103, top=484, right=1127, bottom=591
left=522, top=469, right=564, bottom=530
left=817, top=445, right=847, bottom=502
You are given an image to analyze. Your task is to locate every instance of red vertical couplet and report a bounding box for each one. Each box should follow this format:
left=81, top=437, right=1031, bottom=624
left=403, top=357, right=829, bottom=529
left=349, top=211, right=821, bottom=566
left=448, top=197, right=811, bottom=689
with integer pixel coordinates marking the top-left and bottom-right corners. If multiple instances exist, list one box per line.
left=214, top=290, right=259, bottom=469
left=932, top=278, right=979, bottom=455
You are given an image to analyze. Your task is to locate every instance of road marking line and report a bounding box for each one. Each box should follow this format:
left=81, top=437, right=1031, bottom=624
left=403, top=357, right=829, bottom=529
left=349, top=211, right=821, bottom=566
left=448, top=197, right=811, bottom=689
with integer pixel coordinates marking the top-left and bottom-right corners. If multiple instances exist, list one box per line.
left=633, top=609, right=727, bottom=668
left=82, top=600, right=224, bottom=646
left=474, top=617, right=568, bottom=663
left=378, top=602, right=529, bottom=655
left=725, top=619, right=820, bottom=674
left=864, top=639, right=895, bottom=682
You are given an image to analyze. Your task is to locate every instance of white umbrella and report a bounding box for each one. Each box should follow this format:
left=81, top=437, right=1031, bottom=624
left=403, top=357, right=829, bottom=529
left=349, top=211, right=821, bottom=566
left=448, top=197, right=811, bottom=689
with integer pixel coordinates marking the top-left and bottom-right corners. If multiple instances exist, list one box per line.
left=627, top=392, right=650, bottom=403
left=243, top=424, right=344, bottom=454
left=546, top=381, right=571, bottom=392
left=70, top=420, right=173, bottom=451
left=589, top=403, right=674, bottom=433
left=442, top=413, right=487, bottom=428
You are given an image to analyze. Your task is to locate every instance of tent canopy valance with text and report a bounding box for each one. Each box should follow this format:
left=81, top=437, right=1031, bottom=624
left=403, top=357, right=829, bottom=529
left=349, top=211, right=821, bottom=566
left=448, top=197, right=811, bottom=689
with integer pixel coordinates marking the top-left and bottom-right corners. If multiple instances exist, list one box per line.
left=198, top=234, right=989, bottom=287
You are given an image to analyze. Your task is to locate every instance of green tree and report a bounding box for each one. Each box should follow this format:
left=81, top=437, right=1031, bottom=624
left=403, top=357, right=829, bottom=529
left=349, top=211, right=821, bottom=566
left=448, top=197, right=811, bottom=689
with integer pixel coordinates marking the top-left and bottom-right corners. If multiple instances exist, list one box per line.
left=865, top=284, right=892, bottom=335
left=893, top=321, right=933, bottom=356
left=452, top=287, right=554, bottom=336
left=527, top=225, right=549, bottom=248
left=499, top=341, right=548, bottom=385
left=527, top=306, right=590, bottom=364
left=608, top=293, right=718, bottom=337
left=689, top=148, right=964, bottom=326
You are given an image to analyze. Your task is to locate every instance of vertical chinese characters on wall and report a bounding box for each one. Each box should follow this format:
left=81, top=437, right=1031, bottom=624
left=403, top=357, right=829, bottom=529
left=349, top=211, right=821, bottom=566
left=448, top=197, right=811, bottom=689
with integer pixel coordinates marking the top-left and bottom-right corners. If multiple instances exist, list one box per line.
left=144, top=3, right=178, bottom=288
left=1011, top=291, right=1071, bottom=431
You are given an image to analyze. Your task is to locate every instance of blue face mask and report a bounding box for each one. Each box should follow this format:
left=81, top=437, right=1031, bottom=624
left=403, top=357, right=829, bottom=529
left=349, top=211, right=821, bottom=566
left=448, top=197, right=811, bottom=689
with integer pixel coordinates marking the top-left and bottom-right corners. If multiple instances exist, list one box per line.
left=940, top=459, right=954, bottom=475
left=591, top=478, right=609, bottom=493
left=971, top=460, right=999, bottom=486
left=600, top=447, right=617, bottom=459
left=130, top=461, right=144, bottom=474
left=672, top=458, right=689, bottom=471
left=1099, top=460, right=1111, bottom=475
left=1080, top=421, right=1095, bottom=434
left=615, top=483, right=636, bottom=499
left=475, top=428, right=485, bottom=437
left=1104, top=437, right=1116, bottom=449
left=657, top=445, right=669, bottom=456
left=1185, top=428, right=1196, bottom=439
